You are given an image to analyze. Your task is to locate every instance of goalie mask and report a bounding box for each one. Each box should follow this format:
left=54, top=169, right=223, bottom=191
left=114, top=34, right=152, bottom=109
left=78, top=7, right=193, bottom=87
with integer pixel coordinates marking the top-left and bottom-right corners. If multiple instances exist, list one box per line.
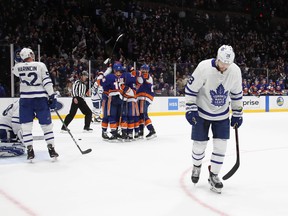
left=20, top=48, right=35, bottom=61
left=216, top=45, right=235, bottom=65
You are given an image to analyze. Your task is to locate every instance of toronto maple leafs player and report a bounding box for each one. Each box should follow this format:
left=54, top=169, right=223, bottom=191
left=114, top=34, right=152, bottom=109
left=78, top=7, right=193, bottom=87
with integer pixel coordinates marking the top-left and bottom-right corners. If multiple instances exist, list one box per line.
left=185, top=45, right=243, bottom=193
left=91, top=80, right=103, bottom=123
left=0, top=100, right=25, bottom=157
left=12, top=47, right=58, bottom=161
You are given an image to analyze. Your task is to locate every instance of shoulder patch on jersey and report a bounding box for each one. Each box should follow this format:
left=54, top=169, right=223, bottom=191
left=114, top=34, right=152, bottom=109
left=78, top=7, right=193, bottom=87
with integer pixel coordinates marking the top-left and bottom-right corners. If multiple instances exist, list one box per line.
left=210, top=84, right=228, bottom=107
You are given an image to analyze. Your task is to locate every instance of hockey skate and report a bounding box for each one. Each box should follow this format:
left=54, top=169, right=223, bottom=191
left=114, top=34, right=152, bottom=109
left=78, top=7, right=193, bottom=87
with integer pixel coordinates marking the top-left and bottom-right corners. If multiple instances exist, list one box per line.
left=102, top=131, right=109, bottom=140
left=27, top=145, right=35, bottom=161
left=191, top=165, right=201, bottom=184
left=146, top=128, right=157, bottom=140
left=127, top=133, right=133, bottom=142
left=47, top=144, right=59, bottom=160
left=208, top=168, right=223, bottom=194
left=138, top=130, right=144, bottom=139
left=109, top=131, right=119, bottom=142
left=134, top=132, right=139, bottom=140
left=120, top=131, right=128, bottom=142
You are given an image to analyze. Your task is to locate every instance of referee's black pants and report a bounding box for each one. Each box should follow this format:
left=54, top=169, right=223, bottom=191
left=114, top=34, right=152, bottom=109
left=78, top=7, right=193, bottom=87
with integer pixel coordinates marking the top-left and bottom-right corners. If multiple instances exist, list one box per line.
left=63, top=97, right=92, bottom=129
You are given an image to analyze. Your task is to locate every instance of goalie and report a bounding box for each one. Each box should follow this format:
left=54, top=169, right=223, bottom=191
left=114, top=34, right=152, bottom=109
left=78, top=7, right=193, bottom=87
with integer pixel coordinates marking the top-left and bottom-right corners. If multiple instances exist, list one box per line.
left=0, top=100, right=25, bottom=157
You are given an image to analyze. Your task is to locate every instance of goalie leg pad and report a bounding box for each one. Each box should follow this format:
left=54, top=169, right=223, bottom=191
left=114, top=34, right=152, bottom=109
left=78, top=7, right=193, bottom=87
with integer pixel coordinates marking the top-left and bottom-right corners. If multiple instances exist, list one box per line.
left=0, top=141, right=25, bottom=157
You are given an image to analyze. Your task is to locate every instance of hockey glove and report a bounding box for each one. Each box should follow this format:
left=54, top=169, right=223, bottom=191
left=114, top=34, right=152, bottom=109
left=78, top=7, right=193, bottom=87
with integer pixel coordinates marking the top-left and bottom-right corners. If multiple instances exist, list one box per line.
left=230, top=116, right=243, bottom=128
left=185, top=103, right=199, bottom=126
left=48, top=94, right=57, bottom=110
left=104, top=58, right=111, bottom=64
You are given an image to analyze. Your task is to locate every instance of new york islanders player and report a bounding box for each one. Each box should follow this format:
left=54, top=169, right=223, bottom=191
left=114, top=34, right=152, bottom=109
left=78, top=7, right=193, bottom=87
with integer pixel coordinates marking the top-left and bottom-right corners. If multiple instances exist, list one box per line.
left=137, top=64, right=157, bottom=139
left=98, top=62, right=123, bottom=141
left=12, top=47, right=58, bottom=161
left=119, top=67, right=138, bottom=141
left=185, top=45, right=243, bottom=193
left=95, top=66, right=112, bottom=140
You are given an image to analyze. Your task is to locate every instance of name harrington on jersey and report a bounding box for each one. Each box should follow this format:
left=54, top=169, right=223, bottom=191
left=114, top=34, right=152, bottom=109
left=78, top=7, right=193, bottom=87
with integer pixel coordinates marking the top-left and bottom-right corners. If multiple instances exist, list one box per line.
left=17, top=66, right=37, bottom=71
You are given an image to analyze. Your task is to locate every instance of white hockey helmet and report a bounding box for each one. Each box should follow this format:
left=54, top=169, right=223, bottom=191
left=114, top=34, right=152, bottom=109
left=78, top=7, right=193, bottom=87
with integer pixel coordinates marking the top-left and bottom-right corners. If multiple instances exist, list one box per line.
left=20, top=48, right=35, bottom=61
left=216, top=45, right=235, bottom=64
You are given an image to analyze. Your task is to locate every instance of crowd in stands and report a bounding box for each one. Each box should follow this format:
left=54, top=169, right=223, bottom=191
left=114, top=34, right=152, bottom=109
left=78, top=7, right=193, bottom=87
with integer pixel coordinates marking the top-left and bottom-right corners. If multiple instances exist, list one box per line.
left=0, top=0, right=288, bottom=97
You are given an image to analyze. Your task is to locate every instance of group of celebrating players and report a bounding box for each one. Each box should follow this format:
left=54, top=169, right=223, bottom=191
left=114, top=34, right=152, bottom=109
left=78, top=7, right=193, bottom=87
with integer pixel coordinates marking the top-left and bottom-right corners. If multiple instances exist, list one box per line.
left=92, top=61, right=157, bottom=142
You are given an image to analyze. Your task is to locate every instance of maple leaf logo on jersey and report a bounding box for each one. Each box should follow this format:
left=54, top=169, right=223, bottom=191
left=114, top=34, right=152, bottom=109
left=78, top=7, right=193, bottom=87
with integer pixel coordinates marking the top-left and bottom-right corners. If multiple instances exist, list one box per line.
left=210, top=84, right=228, bottom=107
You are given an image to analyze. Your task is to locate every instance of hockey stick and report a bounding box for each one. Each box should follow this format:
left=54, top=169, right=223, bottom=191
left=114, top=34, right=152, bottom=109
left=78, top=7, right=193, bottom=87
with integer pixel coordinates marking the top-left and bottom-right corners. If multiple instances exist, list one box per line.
left=54, top=110, right=92, bottom=155
left=104, top=33, right=124, bottom=64
left=222, top=125, right=240, bottom=180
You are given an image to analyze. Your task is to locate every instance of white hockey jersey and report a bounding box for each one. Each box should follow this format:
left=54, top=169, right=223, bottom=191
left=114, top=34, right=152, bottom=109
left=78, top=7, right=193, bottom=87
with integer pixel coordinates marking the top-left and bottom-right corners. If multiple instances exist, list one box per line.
left=12, top=61, right=54, bottom=98
left=185, top=59, right=243, bottom=121
left=0, top=100, right=21, bottom=135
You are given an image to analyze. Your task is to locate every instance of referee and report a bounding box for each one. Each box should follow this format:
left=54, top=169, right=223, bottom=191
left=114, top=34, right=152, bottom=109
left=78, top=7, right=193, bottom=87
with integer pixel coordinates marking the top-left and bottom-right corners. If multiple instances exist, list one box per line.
left=61, top=71, right=93, bottom=132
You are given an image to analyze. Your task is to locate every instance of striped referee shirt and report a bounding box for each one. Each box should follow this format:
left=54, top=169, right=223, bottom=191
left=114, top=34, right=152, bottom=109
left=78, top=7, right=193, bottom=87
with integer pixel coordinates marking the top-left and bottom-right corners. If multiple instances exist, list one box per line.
left=72, top=80, right=87, bottom=98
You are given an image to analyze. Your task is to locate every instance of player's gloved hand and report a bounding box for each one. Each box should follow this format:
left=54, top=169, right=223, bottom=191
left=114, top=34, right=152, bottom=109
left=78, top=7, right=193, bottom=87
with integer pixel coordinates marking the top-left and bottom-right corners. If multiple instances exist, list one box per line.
left=230, top=116, right=243, bottom=128
left=120, top=84, right=129, bottom=94
left=97, top=71, right=104, bottom=79
left=186, top=111, right=199, bottom=126
left=185, top=103, right=198, bottom=126
left=104, top=58, right=111, bottom=64
left=48, top=94, right=57, bottom=110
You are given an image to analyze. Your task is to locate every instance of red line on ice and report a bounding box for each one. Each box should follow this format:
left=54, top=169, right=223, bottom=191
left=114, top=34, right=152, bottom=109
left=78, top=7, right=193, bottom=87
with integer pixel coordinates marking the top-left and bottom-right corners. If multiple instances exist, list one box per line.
left=179, top=167, right=230, bottom=216
left=0, top=188, right=37, bottom=216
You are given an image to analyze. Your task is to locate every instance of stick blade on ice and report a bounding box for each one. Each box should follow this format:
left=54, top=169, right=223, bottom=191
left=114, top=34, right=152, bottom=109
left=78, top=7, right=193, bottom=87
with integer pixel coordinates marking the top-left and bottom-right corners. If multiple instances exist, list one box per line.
left=222, top=126, right=240, bottom=180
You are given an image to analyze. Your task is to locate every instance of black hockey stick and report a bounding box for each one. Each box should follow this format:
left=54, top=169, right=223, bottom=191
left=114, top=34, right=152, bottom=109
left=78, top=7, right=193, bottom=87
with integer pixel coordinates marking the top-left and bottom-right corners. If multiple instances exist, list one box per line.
left=104, top=33, right=124, bottom=64
left=222, top=125, right=240, bottom=180
left=54, top=110, right=92, bottom=154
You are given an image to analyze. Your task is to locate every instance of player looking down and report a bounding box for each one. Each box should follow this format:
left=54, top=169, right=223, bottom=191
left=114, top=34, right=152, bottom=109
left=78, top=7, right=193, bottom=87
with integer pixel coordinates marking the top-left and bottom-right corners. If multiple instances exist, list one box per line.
left=185, top=45, right=243, bottom=193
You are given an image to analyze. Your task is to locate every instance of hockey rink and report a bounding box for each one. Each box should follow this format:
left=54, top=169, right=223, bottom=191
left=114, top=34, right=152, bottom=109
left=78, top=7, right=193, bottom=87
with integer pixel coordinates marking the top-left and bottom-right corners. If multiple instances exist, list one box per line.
left=1, top=112, right=288, bottom=216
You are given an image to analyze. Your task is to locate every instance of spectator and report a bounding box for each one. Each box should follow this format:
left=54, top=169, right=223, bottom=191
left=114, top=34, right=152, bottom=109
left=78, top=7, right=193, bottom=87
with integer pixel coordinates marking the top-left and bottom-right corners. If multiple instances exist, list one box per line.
left=0, top=82, right=6, bottom=97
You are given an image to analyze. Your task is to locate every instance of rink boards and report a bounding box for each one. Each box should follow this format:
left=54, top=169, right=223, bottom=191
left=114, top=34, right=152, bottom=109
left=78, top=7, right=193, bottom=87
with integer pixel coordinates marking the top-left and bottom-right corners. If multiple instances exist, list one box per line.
left=0, top=96, right=287, bottom=118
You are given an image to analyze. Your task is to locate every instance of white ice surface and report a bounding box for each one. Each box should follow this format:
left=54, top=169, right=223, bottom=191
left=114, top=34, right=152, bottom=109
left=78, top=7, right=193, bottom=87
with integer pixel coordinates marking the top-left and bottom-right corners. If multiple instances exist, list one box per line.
left=1, top=112, right=288, bottom=216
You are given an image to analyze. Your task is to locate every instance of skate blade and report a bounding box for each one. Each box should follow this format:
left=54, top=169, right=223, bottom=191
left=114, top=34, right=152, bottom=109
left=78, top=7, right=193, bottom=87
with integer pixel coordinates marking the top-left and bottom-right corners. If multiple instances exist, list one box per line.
left=125, top=139, right=133, bottom=142
left=210, top=186, right=222, bottom=194
left=208, top=179, right=222, bottom=194
left=51, top=157, right=58, bottom=162
left=146, top=134, right=157, bottom=140
left=108, top=139, right=119, bottom=143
